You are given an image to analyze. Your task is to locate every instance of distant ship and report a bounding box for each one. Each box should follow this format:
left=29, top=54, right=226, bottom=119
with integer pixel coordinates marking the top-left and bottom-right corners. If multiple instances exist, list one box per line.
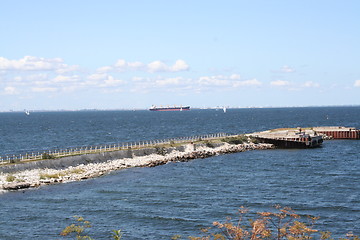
left=149, top=105, right=190, bottom=111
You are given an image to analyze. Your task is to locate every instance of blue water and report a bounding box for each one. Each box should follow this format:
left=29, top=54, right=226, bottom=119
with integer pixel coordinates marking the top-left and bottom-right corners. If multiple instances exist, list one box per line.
left=0, top=107, right=359, bottom=239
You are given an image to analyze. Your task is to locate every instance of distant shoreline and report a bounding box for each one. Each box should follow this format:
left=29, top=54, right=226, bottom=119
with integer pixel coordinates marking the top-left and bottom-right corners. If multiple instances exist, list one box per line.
left=1, top=105, right=359, bottom=113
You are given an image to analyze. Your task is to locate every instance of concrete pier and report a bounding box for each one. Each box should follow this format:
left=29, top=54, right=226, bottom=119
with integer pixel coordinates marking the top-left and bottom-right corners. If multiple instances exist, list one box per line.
left=248, top=128, right=323, bottom=148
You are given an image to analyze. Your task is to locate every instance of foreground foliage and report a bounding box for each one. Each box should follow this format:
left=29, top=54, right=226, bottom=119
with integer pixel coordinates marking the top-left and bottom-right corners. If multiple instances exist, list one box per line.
left=60, top=206, right=358, bottom=240
left=60, top=216, right=122, bottom=240
left=186, top=205, right=358, bottom=240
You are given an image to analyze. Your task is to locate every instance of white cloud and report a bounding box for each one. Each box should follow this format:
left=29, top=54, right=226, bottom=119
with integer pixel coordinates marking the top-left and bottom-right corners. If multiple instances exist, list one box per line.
left=86, top=73, right=125, bottom=87
left=3, top=86, right=18, bottom=95
left=33, top=80, right=50, bottom=86
left=62, top=86, right=79, bottom=92
left=199, top=75, right=230, bottom=86
left=269, top=80, right=320, bottom=90
left=101, top=88, right=124, bottom=93
left=303, top=81, right=320, bottom=88
left=271, top=80, right=290, bottom=86
left=155, top=77, right=183, bottom=86
left=103, top=59, right=190, bottom=73
left=130, top=76, right=192, bottom=93
left=198, top=75, right=262, bottom=88
left=114, top=59, right=126, bottom=68
left=55, top=65, right=80, bottom=74
left=128, top=61, right=145, bottom=69
left=233, top=78, right=262, bottom=87
left=281, top=65, right=295, bottom=73
left=147, top=61, right=168, bottom=73
left=52, top=75, right=79, bottom=83
left=27, top=73, right=49, bottom=81
left=112, top=59, right=145, bottom=72
left=97, top=66, right=113, bottom=73
left=354, top=80, right=360, bottom=87
left=0, top=56, right=77, bottom=72
left=100, top=76, right=125, bottom=87
left=170, top=60, right=189, bottom=72
left=13, top=76, right=23, bottom=82
left=230, top=74, right=241, bottom=80
left=132, top=76, right=146, bottom=82
left=78, top=58, right=192, bottom=76
left=88, top=73, right=107, bottom=81
left=31, top=87, right=58, bottom=92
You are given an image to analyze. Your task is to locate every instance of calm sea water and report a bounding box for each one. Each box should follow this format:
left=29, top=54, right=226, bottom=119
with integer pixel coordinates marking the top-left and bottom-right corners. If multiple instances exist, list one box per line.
left=0, top=107, right=359, bottom=239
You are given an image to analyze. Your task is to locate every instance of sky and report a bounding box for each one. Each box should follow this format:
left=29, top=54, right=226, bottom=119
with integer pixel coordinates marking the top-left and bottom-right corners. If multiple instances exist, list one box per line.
left=0, top=0, right=359, bottom=111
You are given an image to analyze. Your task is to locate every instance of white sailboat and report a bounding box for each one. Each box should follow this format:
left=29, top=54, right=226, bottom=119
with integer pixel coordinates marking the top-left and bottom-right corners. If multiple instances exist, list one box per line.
left=223, top=106, right=227, bottom=113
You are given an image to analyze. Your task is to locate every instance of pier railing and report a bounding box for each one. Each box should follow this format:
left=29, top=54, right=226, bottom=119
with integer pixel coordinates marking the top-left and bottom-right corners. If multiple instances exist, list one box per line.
left=0, top=133, right=228, bottom=164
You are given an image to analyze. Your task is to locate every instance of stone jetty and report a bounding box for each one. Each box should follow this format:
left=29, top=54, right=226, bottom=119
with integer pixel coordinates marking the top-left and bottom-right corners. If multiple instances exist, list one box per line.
left=0, top=142, right=274, bottom=191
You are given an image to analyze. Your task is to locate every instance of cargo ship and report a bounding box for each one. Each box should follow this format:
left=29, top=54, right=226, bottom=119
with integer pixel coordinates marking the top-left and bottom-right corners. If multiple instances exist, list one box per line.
left=149, top=105, right=190, bottom=111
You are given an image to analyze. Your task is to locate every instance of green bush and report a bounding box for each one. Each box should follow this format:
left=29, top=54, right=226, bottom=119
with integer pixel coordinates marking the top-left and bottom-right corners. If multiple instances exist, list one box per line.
left=42, top=152, right=55, bottom=159
left=60, top=216, right=122, bottom=240
left=204, top=140, right=216, bottom=148
left=249, top=136, right=260, bottom=144
left=6, top=175, right=16, bottom=182
left=39, top=173, right=63, bottom=179
left=10, top=158, right=20, bottom=163
left=221, top=135, right=248, bottom=145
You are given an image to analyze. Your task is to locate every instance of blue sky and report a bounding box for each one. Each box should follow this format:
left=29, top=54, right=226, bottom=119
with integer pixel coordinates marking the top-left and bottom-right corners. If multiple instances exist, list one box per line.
left=1, top=0, right=359, bottom=111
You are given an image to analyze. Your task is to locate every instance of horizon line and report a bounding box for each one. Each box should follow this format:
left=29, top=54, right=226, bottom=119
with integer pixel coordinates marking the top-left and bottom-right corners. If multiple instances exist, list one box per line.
left=1, top=104, right=360, bottom=113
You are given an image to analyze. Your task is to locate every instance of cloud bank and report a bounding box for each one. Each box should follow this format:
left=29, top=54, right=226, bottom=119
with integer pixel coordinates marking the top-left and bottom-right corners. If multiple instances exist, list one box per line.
left=1, top=56, right=355, bottom=108
left=98, top=59, right=190, bottom=73
left=0, top=56, right=79, bottom=73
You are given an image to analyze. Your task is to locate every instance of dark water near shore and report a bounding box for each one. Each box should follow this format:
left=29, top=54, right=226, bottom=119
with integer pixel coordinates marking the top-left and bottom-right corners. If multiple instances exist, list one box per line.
left=0, top=107, right=359, bottom=239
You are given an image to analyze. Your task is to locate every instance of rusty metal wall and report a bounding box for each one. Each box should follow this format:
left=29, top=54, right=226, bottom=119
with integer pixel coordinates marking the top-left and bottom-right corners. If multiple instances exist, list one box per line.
left=317, top=130, right=360, bottom=139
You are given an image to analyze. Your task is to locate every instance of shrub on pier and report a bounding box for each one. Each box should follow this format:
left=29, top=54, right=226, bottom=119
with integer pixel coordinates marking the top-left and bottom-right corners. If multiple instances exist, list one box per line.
left=42, top=152, right=55, bottom=159
left=221, top=135, right=248, bottom=145
left=9, top=158, right=20, bottom=164
left=204, top=140, right=216, bottom=148
left=249, top=136, right=259, bottom=144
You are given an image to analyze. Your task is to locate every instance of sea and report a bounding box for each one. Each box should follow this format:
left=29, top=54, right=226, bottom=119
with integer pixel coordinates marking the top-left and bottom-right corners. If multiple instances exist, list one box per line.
left=0, top=107, right=359, bottom=239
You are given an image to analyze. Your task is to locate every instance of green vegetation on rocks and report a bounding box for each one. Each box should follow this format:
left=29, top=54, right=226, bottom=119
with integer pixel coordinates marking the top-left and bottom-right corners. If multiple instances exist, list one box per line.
left=221, top=135, right=249, bottom=145
left=6, top=174, right=16, bottom=182
left=42, top=152, right=55, bottom=159
left=39, top=172, right=64, bottom=180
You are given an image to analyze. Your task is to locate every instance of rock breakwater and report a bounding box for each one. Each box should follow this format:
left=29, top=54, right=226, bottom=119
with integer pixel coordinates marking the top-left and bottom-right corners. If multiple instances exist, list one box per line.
left=0, top=143, right=273, bottom=191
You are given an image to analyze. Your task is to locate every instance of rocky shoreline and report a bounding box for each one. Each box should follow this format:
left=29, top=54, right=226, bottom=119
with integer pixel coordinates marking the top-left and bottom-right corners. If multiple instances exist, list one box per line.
left=0, top=143, right=274, bottom=192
